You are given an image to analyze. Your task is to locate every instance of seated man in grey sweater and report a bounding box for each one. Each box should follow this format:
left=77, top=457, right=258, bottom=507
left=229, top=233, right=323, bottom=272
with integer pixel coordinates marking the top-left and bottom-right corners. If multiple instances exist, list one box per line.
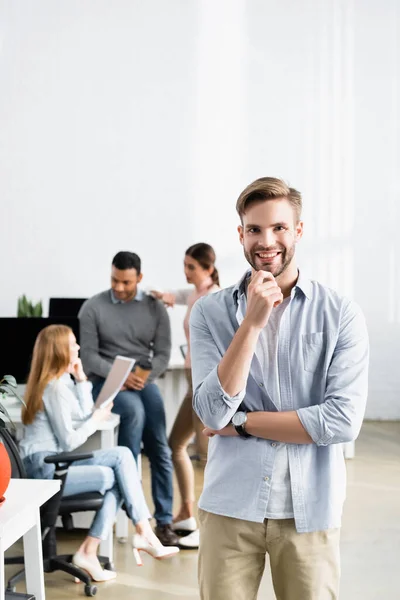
left=79, top=251, right=179, bottom=547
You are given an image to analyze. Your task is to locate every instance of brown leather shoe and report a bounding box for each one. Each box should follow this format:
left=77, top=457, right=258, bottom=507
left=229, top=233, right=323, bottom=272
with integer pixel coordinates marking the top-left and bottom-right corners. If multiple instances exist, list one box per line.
left=155, top=524, right=180, bottom=546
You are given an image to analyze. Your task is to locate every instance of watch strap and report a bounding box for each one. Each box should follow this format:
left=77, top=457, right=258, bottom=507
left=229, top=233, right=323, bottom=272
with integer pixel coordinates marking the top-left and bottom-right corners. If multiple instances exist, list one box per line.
left=234, top=423, right=251, bottom=438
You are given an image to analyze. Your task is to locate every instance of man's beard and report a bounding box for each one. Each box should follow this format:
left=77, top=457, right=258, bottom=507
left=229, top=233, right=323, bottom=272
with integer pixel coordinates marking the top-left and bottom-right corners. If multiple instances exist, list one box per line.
left=244, top=244, right=295, bottom=278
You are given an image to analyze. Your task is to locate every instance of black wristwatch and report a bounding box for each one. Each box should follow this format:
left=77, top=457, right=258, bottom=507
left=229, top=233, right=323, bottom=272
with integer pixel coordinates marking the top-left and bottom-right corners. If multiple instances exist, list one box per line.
left=232, top=411, right=251, bottom=438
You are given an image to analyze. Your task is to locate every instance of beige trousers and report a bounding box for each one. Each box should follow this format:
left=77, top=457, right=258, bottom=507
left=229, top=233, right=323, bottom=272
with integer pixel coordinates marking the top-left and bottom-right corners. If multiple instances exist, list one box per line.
left=198, top=509, right=340, bottom=600
left=168, top=369, right=208, bottom=504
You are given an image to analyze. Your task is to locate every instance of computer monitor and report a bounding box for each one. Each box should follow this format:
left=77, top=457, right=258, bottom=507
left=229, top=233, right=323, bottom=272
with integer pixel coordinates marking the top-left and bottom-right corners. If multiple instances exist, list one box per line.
left=48, top=298, right=87, bottom=318
left=0, top=317, right=80, bottom=384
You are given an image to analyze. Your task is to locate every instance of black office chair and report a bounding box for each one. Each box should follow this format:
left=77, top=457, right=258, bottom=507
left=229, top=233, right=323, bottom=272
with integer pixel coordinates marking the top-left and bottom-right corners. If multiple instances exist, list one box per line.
left=2, top=428, right=113, bottom=597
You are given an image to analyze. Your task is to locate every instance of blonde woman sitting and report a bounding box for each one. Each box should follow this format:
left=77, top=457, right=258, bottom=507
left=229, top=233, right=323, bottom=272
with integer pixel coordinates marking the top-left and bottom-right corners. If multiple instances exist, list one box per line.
left=19, top=325, right=179, bottom=582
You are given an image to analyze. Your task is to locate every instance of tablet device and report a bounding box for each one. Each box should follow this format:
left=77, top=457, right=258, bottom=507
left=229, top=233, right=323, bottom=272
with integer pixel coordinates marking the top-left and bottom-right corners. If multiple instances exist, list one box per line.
left=94, top=355, right=135, bottom=409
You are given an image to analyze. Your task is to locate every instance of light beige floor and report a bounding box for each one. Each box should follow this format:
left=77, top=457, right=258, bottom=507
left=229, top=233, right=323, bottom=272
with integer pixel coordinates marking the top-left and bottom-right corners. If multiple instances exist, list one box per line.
left=5, top=421, right=400, bottom=599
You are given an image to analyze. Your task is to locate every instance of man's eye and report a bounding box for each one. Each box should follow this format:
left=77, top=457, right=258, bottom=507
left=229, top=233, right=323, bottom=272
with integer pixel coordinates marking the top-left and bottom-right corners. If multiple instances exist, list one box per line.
left=248, top=228, right=259, bottom=234
left=275, top=226, right=285, bottom=231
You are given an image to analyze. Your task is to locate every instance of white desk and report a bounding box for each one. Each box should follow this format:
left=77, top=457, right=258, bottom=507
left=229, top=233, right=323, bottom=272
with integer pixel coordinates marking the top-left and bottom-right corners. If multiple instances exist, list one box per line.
left=0, top=479, right=60, bottom=600
left=157, top=361, right=187, bottom=436
left=79, top=413, right=120, bottom=453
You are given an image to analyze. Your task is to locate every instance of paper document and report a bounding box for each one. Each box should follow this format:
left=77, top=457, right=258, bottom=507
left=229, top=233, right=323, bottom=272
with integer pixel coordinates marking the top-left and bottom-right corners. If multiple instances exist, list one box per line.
left=94, top=355, right=135, bottom=409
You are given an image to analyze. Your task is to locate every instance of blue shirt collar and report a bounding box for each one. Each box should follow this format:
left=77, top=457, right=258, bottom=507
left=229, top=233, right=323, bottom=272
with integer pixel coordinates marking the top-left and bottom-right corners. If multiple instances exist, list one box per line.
left=295, top=271, right=313, bottom=300
left=232, top=269, right=312, bottom=302
left=110, top=288, right=145, bottom=304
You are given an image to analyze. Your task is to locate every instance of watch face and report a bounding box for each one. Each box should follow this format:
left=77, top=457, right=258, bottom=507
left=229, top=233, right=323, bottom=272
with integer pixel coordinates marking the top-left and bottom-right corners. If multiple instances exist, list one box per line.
left=232, top=412, right=246, bottom=427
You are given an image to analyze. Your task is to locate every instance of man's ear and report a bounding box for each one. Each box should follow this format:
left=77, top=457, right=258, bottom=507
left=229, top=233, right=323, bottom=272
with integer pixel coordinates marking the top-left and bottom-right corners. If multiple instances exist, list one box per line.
left=295, top=221, right=304, bottom=242
left=138, top=273, right=144, bottom=284
left=238, top=224, right=244, bottom=246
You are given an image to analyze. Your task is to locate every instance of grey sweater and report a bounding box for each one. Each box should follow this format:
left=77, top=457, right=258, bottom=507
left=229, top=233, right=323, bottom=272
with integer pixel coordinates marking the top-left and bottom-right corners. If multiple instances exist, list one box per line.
left=78, top=290, right=171, bottom=383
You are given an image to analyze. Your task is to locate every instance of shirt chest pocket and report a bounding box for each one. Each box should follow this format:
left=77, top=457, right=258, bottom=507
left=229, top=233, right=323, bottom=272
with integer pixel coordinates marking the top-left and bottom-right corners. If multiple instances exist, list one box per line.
left=302, top=332, right=327, bottom=373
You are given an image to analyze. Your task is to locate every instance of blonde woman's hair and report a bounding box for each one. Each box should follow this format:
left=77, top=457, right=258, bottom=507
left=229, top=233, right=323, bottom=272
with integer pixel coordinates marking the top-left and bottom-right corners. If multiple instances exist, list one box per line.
left=22, top=325, right=72, bottom=425
left=236, top=177, right=302, bottom=223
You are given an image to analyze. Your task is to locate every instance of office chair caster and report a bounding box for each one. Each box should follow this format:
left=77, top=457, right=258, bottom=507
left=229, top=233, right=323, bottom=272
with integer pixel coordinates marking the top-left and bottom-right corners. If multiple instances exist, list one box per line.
left=84, top=584, right=98, bottom=596
left=6, top=586, right=16, bottom=593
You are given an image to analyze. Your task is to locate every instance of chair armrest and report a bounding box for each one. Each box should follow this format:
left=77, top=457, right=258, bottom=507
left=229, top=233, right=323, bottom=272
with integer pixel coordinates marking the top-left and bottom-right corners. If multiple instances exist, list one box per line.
left=44, top=451, right=94, bottom=465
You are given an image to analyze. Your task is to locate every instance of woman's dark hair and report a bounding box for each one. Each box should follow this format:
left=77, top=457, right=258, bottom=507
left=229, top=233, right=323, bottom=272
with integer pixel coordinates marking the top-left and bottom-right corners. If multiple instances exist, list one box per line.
left=112, top=251, right=141, bottom=274
left=185, top=243, right=220, bottom=287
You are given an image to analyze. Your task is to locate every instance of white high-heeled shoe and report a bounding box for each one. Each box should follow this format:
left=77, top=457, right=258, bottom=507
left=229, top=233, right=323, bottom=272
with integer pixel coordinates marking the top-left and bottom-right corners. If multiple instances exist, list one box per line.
left=178, top=528, right=200, bottom=549
left=132, top=534, right=180, bottom=566
left=72, top=552, right=117, bottom=582
left=171, top=517, right=197, bottom=533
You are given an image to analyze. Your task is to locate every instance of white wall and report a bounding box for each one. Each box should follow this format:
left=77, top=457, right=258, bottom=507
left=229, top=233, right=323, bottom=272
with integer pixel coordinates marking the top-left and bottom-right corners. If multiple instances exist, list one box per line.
left=0, top=0, right=399, bottom=418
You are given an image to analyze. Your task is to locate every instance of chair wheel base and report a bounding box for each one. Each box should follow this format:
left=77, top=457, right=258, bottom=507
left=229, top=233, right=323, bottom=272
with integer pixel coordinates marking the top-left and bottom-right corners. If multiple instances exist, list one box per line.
left=85, top=584, right=98, bottom=596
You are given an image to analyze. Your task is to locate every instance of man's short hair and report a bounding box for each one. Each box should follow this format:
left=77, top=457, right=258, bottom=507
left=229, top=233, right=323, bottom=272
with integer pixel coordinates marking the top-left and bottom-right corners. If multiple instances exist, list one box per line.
left=236, top=177, right=302, bottom=223
left=112, top=251, right=141, bottom=274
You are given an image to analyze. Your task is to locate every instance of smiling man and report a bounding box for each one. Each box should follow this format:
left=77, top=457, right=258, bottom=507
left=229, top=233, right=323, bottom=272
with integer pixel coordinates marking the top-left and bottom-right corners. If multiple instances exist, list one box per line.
left=190, top=178, right=369, bottom=600
left=79, top=251, right=179, bottom=547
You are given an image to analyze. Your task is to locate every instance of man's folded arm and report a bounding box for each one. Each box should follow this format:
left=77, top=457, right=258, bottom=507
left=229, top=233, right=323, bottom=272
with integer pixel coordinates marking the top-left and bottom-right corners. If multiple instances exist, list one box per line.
left=190, top=300, right=246, bottom=430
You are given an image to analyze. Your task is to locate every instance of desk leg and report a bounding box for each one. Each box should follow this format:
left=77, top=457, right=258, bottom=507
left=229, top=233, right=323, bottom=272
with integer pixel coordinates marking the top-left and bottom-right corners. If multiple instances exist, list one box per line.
left=343, top=441, right=355, bottom=459
left=100, top=428, right=115, bottom=451
left=97, top=428, right=115, bottom=560
left=0, top=539, right=5, bottom=600
left=24, top=508, right=45, bottom=600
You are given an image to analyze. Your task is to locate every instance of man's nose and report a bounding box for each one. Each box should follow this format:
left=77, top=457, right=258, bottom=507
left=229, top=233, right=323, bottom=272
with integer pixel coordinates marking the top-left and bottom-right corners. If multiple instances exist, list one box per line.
left=259, top=229, right=276, bottom=248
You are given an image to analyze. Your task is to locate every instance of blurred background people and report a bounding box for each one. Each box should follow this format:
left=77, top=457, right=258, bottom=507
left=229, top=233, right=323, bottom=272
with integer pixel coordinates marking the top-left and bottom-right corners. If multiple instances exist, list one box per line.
left=152, top=243, right=220, bottom=549
left=79, top=251, right=179, bottom=547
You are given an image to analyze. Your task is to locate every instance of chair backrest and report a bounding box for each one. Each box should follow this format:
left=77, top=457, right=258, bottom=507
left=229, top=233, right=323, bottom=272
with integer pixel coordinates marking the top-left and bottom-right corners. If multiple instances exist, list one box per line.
left=1, top=428, right=63, bottom=538
left=0, top=427, right=27, bottom=478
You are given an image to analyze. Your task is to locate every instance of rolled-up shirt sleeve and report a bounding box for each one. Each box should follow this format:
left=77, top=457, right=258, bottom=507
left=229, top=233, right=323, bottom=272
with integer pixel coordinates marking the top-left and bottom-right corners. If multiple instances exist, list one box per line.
left=74, top=380, right=95, bottom=419
left=190, top=299, right=246, bottom=430
left=297, top=300, right=369, bottom=446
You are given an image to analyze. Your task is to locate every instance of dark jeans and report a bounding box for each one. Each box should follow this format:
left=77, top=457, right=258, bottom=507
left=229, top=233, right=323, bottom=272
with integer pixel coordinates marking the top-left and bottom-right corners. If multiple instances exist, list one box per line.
left=92, top=378, right=173, bottom=526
